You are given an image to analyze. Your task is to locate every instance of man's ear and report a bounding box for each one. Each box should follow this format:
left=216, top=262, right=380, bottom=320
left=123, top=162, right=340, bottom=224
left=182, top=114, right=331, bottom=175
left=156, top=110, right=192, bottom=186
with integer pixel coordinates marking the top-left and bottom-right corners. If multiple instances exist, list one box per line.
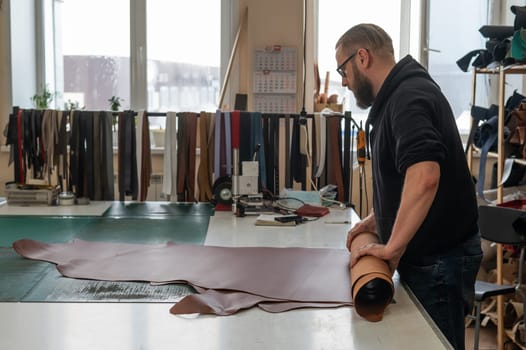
left=359, top=48, right=371, bottom=68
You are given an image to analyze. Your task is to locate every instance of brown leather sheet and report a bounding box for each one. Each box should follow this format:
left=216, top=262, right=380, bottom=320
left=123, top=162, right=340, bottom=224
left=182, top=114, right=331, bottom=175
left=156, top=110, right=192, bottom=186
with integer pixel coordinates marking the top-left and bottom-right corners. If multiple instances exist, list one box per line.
left=13, top=239, right=393, bottom=320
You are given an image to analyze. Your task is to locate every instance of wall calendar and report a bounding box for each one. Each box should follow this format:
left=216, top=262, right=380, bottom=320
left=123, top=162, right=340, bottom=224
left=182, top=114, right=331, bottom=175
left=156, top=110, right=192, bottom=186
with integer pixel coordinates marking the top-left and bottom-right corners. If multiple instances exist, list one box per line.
left=253, top=46, right=297, bottom=114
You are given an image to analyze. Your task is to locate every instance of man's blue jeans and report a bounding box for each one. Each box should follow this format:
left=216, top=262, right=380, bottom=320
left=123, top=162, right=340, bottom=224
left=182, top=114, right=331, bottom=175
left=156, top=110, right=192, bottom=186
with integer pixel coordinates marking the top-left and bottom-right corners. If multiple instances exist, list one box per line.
left=397, top=232, right=483, bottom=350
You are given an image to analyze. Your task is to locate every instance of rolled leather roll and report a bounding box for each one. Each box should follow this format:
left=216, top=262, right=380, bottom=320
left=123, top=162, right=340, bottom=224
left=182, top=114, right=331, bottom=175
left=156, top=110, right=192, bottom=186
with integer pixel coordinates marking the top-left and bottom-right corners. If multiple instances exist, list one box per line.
left=350, top=231, right=394, bottom=322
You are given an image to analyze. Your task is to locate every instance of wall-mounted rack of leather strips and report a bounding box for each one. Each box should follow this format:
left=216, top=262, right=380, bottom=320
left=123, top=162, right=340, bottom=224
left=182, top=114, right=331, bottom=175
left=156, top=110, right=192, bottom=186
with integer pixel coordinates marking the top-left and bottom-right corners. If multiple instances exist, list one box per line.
left=5, top=107, right=359, bottom=207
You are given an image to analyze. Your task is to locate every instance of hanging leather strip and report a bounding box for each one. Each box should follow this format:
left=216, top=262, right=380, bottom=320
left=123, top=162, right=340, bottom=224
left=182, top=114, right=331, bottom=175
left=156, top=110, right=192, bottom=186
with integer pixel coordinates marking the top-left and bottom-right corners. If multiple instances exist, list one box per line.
left=309, top=114, right=317, bottom=190
left=101, top=112, right=115, bottom=200
left=327, top=115, right=345, bottom=202
left=343, top=116, right=351, bottom=202
left=198, top=111, right=213, bottom=201
left=220, top=114, right=227, bottom=177
left=206, top=113, right=215, bottom=186
left=290, top=115, right=306, bottom=189
left=177, top=114, right=188, bottom=201
left=239, top=112, right=251, bottom=163
left=271, top=115, right=279, bottom=193
left=231, top=110, right=240, bottom=149
left=117, top=112, right=124, bottom=201
left=284, top=115, right=292, bottom=189
left=93, top=112, right=102, bottom=200
left=162, top=112, right=178, bottom=200
left=135, top=111, right=144, bottom=200
left=262, top=114, right=270, bottom=189
left=253, top=112, right=267, bottom=188
left=177, top=113, right=197, bottom=202
left=118, top=111, right=138, bottom=201
left=214, top=110, right=221, bottom=182
left=130, top=112, right=139, bottom=201
left=139, top=111, right=152, bottom=202
left=58, top=111, right=69, bottom=190
left=6, top=109, right=18, bottom=177
left=34, top=109, right=44, bottom=179
left=40, top=110, right=51, bottom=181
left=16, top=109, right=24, bottom=183
left=87, top=111, right=95, bottom=198
left=23, top=110, right=35, bottom=179
left=278, top=116, right=286, bottom=193
left=187, top=113, right=197, bottom=202
left=224, top=112, right=232, bottom=176
left=69, top=110, right=80, bottom=195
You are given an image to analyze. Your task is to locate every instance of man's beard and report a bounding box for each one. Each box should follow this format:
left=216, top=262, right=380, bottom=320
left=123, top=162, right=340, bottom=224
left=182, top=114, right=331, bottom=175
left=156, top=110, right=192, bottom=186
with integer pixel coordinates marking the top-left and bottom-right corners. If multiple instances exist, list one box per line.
left=351, top=61, right=374, bottom=109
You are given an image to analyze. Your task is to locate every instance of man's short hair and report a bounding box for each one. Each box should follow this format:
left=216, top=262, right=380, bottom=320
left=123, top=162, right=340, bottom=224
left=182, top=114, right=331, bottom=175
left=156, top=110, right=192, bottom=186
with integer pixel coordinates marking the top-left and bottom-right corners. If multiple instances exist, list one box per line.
left=335, top=23, right=394, bottom=58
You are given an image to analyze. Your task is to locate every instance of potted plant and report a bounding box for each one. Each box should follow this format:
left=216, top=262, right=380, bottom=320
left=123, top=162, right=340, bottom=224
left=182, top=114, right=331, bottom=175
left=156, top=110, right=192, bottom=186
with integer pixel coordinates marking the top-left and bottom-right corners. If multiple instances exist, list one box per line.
left=31, top=85, right=54, bottom=109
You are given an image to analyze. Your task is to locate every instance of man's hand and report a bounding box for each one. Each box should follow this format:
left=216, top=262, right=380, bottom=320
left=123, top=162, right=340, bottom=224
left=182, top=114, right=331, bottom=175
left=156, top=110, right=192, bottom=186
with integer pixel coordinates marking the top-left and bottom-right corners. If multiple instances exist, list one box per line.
left=350, top=242, right=404, bottom=276
left=346, top=210, right=376, bottom=251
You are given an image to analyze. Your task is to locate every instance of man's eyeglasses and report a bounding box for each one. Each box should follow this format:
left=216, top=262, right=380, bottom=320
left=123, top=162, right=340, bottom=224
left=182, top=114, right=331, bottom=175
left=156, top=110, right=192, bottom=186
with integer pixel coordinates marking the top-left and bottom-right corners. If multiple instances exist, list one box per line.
left=336, top=50, right=358, bottom=78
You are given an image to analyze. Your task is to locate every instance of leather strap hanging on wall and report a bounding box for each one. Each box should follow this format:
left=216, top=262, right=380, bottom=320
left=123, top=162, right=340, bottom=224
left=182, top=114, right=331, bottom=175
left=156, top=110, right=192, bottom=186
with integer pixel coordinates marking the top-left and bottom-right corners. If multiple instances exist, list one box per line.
left=224, top=112, right=232, bottom=176
left=249, top=112, right=266, bottom=190
left=262, top=115, right=270, bottom=190
left=69, top=110, right=80, bottom=195
left=343, top=116, right=351, bottom=201
left=118, top=111, right=138, bottom=201
left=206, top=113, right=216, bottom=185
left=40, top=110, right=56, bottom=183
left=213, top=110, right=232, bottom=181
left=93, top=112, right=102, bottom=200
left=82, top=111, right=95, bottom=198
left=214, top=110, right=221, bottom=181
left=326, top=115, right=345, bottom=202
left=24, top=109, right=40, bottom=179
left=270, top=114, right=279, bottom=193
left=100, top=112, right=115, bottom=200
left=177, top=113, right=197, bottom=202
left=198, top=112, right=214, bottom=201
left=239, top=112, right=252, bottom=164
left=138, top=111, right=152, bottom=202
left=290, top=115, right=307, bottom=189
left=278, top=116, right=286, bottom=192
left=57, top=111, right=69, bottom=190
left=284, top=115, right=292, bottom=189
left=309, top=115, right=317, bottom=189
left=162, top=112, right=178, bottom=200
left=5, top=108, right=25, bottom=184
left=16, top=109, right=25, bottom=183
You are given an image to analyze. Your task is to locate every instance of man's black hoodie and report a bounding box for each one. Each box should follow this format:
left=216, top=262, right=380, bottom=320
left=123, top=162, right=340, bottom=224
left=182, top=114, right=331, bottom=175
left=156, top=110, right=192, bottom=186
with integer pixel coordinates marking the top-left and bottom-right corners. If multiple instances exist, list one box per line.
left=366, top=55, right=478, bottom=263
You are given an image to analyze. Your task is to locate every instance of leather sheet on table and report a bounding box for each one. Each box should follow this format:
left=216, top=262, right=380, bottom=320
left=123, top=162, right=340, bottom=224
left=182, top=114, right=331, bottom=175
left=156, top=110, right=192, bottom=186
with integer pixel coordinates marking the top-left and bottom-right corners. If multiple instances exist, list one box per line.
left=13, top=239, right=393, bottom=320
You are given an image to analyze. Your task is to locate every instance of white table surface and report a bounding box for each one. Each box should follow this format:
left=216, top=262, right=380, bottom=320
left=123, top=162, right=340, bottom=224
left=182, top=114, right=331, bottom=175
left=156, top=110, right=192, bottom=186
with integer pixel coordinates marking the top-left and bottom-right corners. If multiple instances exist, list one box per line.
left=0, top=201, right=112, bottom=216
left=0, top=207, right=452, bottom=350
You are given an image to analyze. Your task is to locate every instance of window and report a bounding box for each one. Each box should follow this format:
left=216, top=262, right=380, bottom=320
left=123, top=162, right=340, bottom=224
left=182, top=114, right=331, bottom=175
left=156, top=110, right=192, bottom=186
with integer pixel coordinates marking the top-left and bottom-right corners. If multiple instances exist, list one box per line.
left=38, top=0, right=226, bottom=116
left=55, top=0, right=130, bottom=111
left=146, top=0, right=221, bottom=128
left=317, top=0, right=402, bottom=122
left=317, top=0, right=492, bottom=136
left=426, top=0, right=489, bottom=135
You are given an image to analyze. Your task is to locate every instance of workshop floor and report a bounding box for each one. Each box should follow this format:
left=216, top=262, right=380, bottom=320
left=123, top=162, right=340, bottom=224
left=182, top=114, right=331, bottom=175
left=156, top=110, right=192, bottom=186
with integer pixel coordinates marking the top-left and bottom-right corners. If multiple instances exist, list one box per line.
left=465, top=323, right=498, bottom=350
